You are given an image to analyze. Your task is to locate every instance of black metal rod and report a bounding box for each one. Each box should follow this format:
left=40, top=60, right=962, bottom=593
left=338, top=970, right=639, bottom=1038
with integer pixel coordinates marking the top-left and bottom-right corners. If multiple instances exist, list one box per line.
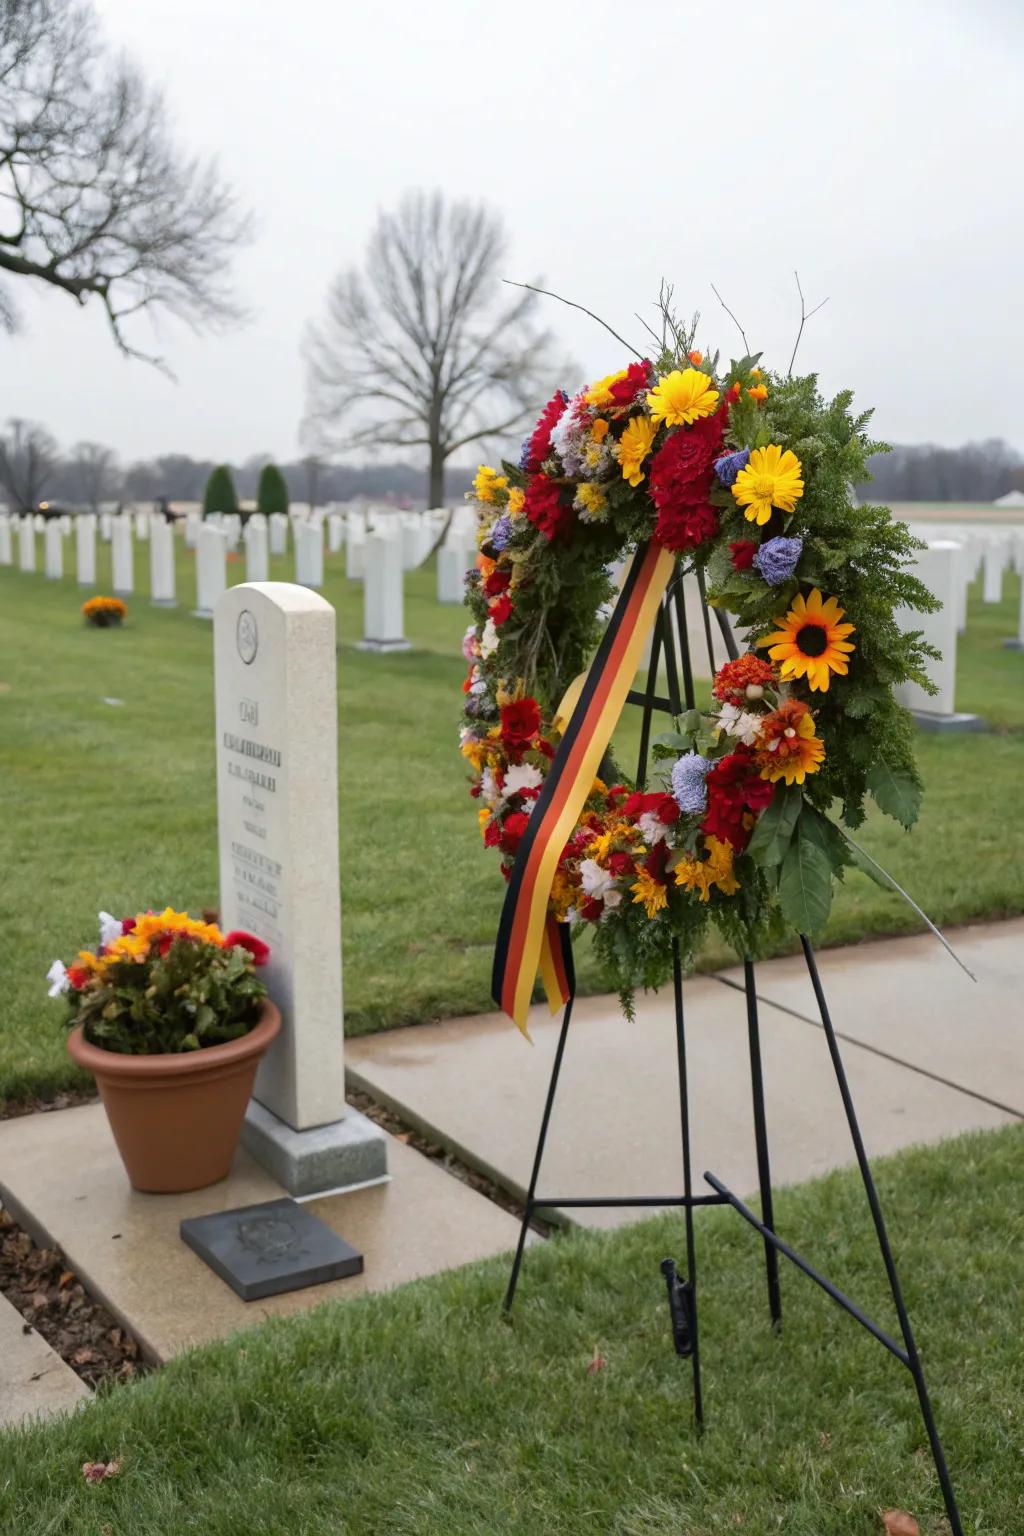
left=625, top=690, right=675, bottom=713
left=743, top=960, right=782, bottom=1328
left=532, top=1194, right=729, bottom=1210
left=634, top=605, right=665, bottom=790
left=672, top=943, right=703, bottom=1425
left=703, top=1172, right=910, bottom=1365
left=660, top=590, right=684, bottom=717
left=695, top=568, right=718, bottom=679
left=672, top=579, right=697, bottom=710
left=503, top=995, right=575, bottom=1312
left=713, top=604, right=741, bottom=663
left=799, top=937, right=964, bottom=1536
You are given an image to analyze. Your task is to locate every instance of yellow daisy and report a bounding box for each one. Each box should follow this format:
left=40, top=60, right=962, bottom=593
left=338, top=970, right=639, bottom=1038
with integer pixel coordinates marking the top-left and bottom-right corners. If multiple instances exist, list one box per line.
left=473, top=465, right=508, bottom=505
left=673, top=855, right=714, bottom=903
left=731, top=445, right=804, bottom=526
left=758, top=589, right=856, bottom=692
left=705, top=836, right=741, bottom=895
left=631, top=866, right=668, bottom=919
left=506, top=486, right=525, bottom=518
left=646, top=368, right=719, bottom=428
left=585, top=370, right=630, bottom=409
left=575, top=482, right=608, bottom=521
left=616, top=416, right=657, bottom=487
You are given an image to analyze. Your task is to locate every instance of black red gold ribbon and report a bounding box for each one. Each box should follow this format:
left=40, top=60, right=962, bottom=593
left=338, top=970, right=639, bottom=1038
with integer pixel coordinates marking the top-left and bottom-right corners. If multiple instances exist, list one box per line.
left=492, top=540, right=676, bottom=1032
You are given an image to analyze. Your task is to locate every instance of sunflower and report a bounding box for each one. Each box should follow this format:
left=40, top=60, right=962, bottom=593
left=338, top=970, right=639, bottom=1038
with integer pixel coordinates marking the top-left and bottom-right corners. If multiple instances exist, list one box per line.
left=758, top=588, right=856, bottom=692
left=616, top=416, right=657, bottom=487
left=755, top=699, right=826, bottom=784
left=731, top=445, right=804, bottom=525
left=646, top=368, right=719, bottom=428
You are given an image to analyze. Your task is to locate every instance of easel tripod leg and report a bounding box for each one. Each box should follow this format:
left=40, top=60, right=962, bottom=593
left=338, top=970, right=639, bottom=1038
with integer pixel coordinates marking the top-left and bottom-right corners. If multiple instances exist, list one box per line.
left=672, top=946, right=703, bottom=1425
left=743, top=960, right=782, bottom=1328
left=800, top=937, right=964, bottom=1536
left=503, top=996, right=575, bottom=1312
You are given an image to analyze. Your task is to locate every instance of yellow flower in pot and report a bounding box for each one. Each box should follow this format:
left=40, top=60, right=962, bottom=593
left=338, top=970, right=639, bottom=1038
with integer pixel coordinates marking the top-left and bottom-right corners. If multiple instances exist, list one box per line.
left=50, top=909, right=279, bottom=1193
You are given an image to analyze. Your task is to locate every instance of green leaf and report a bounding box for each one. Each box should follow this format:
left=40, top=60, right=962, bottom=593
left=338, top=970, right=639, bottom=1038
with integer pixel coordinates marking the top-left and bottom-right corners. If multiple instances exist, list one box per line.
left=779, top=830, right=833, bottom=933
left=745, top=784, right=802, bottom=868
left=796, top=803, right=849, bottom=876
left=652, top=731, right=693, bottom=754
left=866, top=761, right=921, bottom=829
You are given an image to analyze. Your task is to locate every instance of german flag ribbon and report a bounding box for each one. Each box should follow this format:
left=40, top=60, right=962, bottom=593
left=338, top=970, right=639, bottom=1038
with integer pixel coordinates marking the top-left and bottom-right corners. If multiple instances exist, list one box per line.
left=492, top=540, right=677, bottom=1033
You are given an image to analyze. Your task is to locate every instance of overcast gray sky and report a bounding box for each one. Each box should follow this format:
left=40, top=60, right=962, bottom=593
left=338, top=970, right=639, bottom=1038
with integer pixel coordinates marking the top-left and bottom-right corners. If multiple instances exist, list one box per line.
left=3, top=0, right=1022, bottom=467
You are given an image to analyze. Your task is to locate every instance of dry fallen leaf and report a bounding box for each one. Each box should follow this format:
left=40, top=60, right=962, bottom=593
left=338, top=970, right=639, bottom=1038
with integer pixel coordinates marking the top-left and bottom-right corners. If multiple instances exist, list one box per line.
left=881, top=1512, right=920, bottom=1536
left=58, top=1269, right=75, bottom=1289
left=72, top=1347, right=96, bottom=1366
left=586, top=1347, right=607, bottom=1375
left=82, top=1458, right=123, bottom=1485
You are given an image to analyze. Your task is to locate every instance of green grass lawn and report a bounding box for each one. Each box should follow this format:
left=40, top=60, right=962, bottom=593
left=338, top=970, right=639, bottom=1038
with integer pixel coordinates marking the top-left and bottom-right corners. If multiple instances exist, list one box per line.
left=1, top=1123, right=1021, bottom=1535
left=1, top=536, right=1022, bottom=1106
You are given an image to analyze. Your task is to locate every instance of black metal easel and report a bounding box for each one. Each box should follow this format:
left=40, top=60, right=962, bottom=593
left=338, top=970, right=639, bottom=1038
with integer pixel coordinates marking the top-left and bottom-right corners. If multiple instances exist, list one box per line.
left=502, top=561, right=964, bottom=1536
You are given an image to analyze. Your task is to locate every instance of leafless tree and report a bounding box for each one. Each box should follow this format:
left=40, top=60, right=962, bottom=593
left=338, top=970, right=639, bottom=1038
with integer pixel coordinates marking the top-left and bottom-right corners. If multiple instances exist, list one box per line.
left=0, top=0, right=250, bottom=367
left=302, top=190, right=570, bottom=507
left=68, top=440, right=118, bottom=510
left=0, top=415, right=57, bottom=508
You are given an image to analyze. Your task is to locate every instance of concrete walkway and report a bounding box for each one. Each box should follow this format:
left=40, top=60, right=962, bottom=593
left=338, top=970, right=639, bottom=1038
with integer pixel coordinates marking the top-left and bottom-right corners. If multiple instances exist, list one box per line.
left=0, top=1291, right=90, bottom=1428
left=348, top=920, right=1023, bottom=1229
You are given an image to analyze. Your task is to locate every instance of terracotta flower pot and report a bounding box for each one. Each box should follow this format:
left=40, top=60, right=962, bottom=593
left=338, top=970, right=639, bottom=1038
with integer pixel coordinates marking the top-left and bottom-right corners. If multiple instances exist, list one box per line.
left=67, top=999, right=281, bottom=1194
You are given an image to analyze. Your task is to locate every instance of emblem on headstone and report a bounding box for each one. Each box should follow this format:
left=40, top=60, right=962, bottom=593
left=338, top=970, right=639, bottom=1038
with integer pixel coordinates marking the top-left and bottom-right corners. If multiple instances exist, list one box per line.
left=236, top=608, right=258, bottom=665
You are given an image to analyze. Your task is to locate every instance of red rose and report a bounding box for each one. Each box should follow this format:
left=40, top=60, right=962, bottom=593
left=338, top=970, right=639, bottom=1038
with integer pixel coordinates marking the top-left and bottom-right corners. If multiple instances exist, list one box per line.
left=224, top=930, right=271, bottom=966
left=489, top=593, right=513, bottom=626
left=500, top=811, right=530, bottom=854
left=645, top=841, right=671, bottom=881
left=524, top=390, right=568, bottom=472
left=729, top=540, right=757, bottom=570
left=607, top=360, right=653, bottom=409
left=483, top=568, right=511, bottom=597
left=500, top=696, right=542, bottom=751
left=524, top=474, right=572, bottom=541
left=580, top=897, right=604, bottom=921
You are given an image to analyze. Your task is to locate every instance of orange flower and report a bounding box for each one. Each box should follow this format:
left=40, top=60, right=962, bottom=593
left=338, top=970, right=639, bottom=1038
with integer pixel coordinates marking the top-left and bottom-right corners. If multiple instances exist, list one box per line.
left=688, top=350, right=703, bottom=366
left=748, top=384, right=768, bottom=403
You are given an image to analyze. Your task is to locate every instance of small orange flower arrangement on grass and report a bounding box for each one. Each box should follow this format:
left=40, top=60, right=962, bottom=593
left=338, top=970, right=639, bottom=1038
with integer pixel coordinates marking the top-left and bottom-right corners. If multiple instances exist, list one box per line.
left=82, top=595, right=127, bottom=628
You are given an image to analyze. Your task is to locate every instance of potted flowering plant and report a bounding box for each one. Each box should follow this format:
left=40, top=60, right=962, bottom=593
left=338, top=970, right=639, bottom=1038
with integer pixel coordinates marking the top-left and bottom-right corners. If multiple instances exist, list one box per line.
left=49, top=909, right=280, bottom=1193
left=82, top=596, right=127, bottom=627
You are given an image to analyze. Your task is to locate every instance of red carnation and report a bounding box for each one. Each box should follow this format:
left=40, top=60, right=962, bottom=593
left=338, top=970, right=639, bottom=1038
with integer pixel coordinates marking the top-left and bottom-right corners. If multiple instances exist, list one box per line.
left=483, top=818, right=502, bottom=848
left=645, top=841, right=672, bottom=882
left=524, top=473, right=572, bottom=541
left=121, top=917, right=136, bottom=933
left=605, top=784, right=629, bottom=808
left=224, top=930, right=271, bottom=966
left=580, top=896, right=604, bottom=922
left=483, top=567, right=511, bottom=597
left=649, top=412, right=726, bottom=506
left=500, top=696, right=542, bottom=752
left=489, top=593, right=513, bottom=626
left=624, top=790, right=680, bottom=825
left=726, top=381, right=741, bottom=402
left=525, top=390, right=567, bottom=472
left=702, top=751, right=775, bottom=850
left=66, top=965, right=90, bottom=990
left=607, top=851, right=635, bottom=878
left=607, top=360, right=653, bottom=409
left=654, top=499, right=720, bottom=553
left=499, top=811, right=530, bottom=855
left=729, top=540, right=757, bottom=570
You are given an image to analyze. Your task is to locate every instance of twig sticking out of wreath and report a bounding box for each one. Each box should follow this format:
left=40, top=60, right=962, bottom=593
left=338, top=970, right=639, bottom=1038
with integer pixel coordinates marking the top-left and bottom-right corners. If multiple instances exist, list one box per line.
left=710, top=282, right=751, bottom=356
left=788, top=270, right=829, bottom=379
left=502, top=280, right=644, bottom=360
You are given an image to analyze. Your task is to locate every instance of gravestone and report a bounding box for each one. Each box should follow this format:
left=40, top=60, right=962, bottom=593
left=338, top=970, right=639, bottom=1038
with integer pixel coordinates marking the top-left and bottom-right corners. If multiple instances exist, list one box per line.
left=345, top=515, right=366, bottom=580
left=149, top=514, right=176, bottom=606
left=213, top=582, right=386, bottom=1194
left=982, top=539, right=1006, bottom=604
left=222, top=512, right=241, bottom=552
left=327, top=514, right=344, bottom=553
left=100, top=512, right=112, bottom=542
left=111, top=517, right=134, bottom=595
left=437, top=538, right=473, bottom=603
left=0, top=513, right=11, bottom=566
left=244, top=515, right=269, bottom=583
left=269, top=513, right=288, bottom=556
left=18, top=517, right=35, bottom=572
left=195, top=523, right=227, bottom=618
left=135, top=510, right=149, bottom=541
left=294, top=521, right=323, bottom=589
left=895, top=540, right=981, bottom=730
left=359, top=534, right=410, bottom=650
left=76, top=514, right=96, bottom=586
left=184, top=513, right=201, bottom=549
left=44, top=520, right=63, bottom=580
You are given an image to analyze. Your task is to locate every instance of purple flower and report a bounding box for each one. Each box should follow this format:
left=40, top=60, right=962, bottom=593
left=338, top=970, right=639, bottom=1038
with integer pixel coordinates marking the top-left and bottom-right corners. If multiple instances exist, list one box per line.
left=518, top=439, right=532, bottom=471
left=491, top=515, right=513, bottom=551
left=753, top=536, right=803, bottom=585
left=714, top=448, right=750, bottom=487
left=671, top=752, right=712, bottom=815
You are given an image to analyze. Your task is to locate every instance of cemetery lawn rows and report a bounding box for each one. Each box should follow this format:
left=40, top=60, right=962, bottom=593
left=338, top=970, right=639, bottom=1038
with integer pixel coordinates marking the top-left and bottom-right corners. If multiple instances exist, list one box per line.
left=1, top=545, right=1023, bottom=1107
left=1, top=1123, right=1021, bottom=1534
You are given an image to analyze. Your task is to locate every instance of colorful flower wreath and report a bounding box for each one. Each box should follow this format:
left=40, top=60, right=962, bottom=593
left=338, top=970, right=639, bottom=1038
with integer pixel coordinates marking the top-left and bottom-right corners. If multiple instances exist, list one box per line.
left=459, top=309, right=938, bottom=1008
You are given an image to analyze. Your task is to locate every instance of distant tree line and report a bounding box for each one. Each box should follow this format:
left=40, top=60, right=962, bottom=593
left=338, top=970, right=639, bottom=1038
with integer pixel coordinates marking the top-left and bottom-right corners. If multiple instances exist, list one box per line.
left=863, top=439, right=1024, bottom=503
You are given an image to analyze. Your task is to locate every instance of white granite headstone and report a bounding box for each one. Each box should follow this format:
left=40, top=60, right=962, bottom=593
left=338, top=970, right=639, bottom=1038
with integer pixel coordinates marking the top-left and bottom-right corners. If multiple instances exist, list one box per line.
left=244, top=516, right=269, bottom=583
left=184, top=513, right=201, bottom=549
left=269, top=513, right=288, bottom=556
left=44, top=520, right=63, bottom=580
left=895, top=540, right=974, bottom=724
left=360, top=534, right=409, bottom=650
left=327, top=514, right=344, bottom=553
left=0, top=514, right=11, bottom=566
left=111, top=517, right=134, bottom=594
left=149, top=515, right=176, bottom=606
left=437, top=539, right=473, bottom=603
left=213, top=582, right=385, bottom=1193
left=982, top=540, right=1006, bottom=604
left=100, top=512, right=112, bottom=542
left=195, top=523, right=227, bottom=618
left=75, top=514, right=96, bottom=586
left=135, top=510, right=149, bottom=541
left=294, top=521, right=323, bottom=588
left=18, top=517, right=35, bottom=572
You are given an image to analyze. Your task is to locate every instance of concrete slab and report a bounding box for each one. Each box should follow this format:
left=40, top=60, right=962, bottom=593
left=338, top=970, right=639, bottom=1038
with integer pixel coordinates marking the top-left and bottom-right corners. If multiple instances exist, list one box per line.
left=0, top=1290, right=91, bottom=1427
left=0, top=1106, right=522, bottom=1363
left=347, top=969, right=1015, bottom=1231
left=722, top=921, right=1024, bottom=1117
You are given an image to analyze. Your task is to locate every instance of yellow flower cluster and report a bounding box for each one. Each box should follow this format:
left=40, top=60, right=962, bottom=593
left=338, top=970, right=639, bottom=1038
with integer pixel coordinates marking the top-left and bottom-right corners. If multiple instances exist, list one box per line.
left=81, top=908, right=226, bottom=977
left=673, top=837, right=740, bottom=903
left=616, top=417, right=657, bottom=487
left=473, top=465, right=508, bottom=504
left=82, top=595, right=127, bottom=620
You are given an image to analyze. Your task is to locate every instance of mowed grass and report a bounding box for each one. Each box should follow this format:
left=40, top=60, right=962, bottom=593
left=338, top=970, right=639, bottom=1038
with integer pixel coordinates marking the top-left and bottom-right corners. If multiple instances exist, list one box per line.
left=1, top=1123, right=1022, bottom=1535
left=1, top=534, right=1022, bottom=1104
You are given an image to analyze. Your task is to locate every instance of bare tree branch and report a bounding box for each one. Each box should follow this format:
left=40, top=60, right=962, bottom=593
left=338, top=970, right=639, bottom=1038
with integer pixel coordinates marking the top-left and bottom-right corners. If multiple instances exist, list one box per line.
left=788, top=269, right=829, bottom=378
left=709, top=282, right=750, bottom=355
left=502, top=279, right=643, bottom=359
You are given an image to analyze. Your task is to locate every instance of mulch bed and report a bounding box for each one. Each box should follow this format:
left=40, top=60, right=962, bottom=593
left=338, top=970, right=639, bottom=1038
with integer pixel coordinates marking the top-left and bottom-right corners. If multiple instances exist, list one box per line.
left=0, top=1207, right=147, bottom=1391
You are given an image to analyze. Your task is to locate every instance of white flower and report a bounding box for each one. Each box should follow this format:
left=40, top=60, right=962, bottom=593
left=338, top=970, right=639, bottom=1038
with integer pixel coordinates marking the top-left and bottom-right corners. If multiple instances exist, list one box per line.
left=579, top=858, right=619, bottom=901
left=98, top=910, right=123, bottom=947
left=46, top=960, right=68, bottom=998
left=479, top=619, right=499, bottom=659
left=637, top=811, right=670, bottom=845
left=603, top=888, right=623, bottom=910
left=503, top=763, right=544, bottom=799
left=480, top=767, right=503, bottom=810
left=718, top=702, right=764, bottom=748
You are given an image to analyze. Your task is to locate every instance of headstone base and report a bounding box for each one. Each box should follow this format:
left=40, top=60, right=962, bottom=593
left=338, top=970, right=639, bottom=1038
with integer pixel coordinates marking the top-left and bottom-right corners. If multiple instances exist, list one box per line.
left=1002, top=638, right=1024, bottom=651
left=151, top=598, right=177, bottom=608
left=192, top=608, right=214, bottom=620
left=356, top=638, right=412, bottom=653
left=911, top=710, right=986, bottom=733
left=180, top=1196, right=363, bottom=1301
left=241, top=1100, right=388, bottom=1198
